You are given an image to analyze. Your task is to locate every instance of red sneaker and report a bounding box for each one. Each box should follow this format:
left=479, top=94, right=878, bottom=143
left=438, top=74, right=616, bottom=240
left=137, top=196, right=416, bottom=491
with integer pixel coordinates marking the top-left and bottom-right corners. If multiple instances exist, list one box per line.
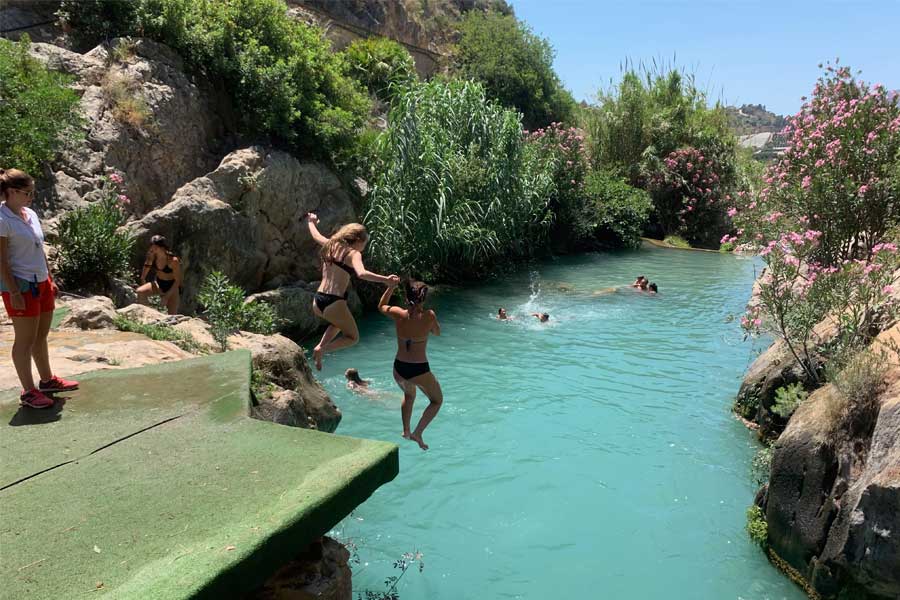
left=20, top=388, right=55, bottom=409
left=38, top=375, right=79, bottom=393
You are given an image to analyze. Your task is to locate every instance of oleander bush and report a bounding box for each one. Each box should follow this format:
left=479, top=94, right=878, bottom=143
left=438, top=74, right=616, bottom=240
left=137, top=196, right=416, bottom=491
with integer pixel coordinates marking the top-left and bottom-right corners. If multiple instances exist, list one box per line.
left=0, top=36, right=82, bottom=176
left=197, top=271, right=278, bottom=351
left=55, top=175, right=134, bottom=291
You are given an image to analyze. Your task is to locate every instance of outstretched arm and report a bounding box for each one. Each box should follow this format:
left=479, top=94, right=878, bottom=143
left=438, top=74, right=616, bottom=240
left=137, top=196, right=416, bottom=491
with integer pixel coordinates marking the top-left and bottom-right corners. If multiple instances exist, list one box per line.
left=350, top=251, right=399, bottom=286
left=305, top=213, right=329, bottom=246
left=378, top=285, right=406, bottom=320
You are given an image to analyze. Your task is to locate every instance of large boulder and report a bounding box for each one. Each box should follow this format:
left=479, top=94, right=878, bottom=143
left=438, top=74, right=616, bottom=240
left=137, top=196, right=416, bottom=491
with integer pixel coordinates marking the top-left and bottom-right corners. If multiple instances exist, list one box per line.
left=248, top=282, right=363, bottom=341
left=765, top=326, right=900, bottom=599
left=127, top=146, right=358, bottom=313
left=29, top=38, right=227, bottom=217
left=228, top=331, right=341, bottom=432
left=59, top=296, right=117, bottom=330
left=250, top=536, right=352, bottom=600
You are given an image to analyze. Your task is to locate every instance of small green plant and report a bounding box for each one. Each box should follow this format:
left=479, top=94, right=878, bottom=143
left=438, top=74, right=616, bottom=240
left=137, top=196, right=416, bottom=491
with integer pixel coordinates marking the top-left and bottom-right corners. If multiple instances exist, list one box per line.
left=109, top=38, right=138, bottom=64
left=357, top=551, right=425, bottom=600
left=197, top=271, right=278, bottom=351
left=771, top=382, right=808, bottom=419
left=750, top=446, right=773, bottom=487
left=113, top=315, right=206, bottom=354
left=746, top=505, right=768, bottom=548
left=0, top=36, right=83, bottom=175
left=719, top=241, right=735, bottom=253
left=663, top=235, right=692, bottom=249
left=827, top=348, right=890, bottom=438
left=55, top=175, right=134, bottom=291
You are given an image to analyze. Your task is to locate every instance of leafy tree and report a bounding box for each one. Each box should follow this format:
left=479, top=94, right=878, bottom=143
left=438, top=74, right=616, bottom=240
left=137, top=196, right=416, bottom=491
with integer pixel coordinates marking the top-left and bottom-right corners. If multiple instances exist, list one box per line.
left=0, top=36, right=82, bottom=175
left=341, top=37, right=417, bottom=103
left=453, top=11, right=574, bottom=129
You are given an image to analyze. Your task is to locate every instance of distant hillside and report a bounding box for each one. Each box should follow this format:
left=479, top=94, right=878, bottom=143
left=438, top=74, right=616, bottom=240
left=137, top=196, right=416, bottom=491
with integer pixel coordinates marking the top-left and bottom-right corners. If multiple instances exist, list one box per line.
left=726, top=104, right=787, bottom=135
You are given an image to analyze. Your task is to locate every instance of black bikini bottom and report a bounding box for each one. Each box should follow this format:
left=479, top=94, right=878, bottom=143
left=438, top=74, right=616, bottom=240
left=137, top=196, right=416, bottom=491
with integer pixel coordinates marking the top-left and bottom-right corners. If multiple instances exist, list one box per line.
left=314, top=291, right=348, bottom=312
left=157, top=278, right=176, bottom=294
left=394, top=359, right=430, bottom=380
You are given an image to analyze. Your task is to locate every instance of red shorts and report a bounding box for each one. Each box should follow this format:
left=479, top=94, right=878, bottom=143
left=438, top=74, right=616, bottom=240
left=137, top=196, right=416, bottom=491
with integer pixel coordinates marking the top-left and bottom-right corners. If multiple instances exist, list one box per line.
left=2, top=280, right=55, bottom=318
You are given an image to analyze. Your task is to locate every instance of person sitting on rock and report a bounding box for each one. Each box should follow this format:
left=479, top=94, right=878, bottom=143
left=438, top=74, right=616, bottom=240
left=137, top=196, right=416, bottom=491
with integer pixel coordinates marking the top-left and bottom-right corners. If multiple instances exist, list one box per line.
left=306, top=212, right=399, bottom=370
left=1, top=168, right=79, bottom=409
left=136, top=235, right=182, bottom=315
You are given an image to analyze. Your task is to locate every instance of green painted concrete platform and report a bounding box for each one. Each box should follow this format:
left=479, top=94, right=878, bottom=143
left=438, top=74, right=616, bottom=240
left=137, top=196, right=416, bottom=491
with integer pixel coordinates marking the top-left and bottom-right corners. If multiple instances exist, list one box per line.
left=0, top=351, right=399, bottom=599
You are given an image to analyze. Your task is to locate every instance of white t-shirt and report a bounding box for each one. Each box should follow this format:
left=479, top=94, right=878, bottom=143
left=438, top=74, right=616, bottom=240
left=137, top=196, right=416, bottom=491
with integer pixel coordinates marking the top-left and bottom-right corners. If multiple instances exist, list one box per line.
left=0, top=203, right=49, bottom=284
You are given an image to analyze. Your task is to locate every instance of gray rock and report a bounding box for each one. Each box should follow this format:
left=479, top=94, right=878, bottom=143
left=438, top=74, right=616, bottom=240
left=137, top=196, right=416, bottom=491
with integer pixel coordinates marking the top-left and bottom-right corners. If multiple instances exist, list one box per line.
left=116, top=304, right=168, bottom=324
left=248, top=283, right=363, bottom=341
left=28, top=38, right=226, bottom=217
left=59, top=296, right=117, bottom=330
left=108, top=277, right=137, bottom=308
left=249, top=536, right=352, bottom=600
left=228, top=331, right=341, bottom=433
left=251, top=387, right=313, bottom=429
left=765, top=328, right=900, bottom=599
left=128, top=146, right=358, bottom=314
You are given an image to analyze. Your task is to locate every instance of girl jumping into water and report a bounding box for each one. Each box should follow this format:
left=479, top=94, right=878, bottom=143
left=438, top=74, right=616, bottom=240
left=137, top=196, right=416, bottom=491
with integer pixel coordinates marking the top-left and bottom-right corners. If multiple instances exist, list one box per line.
left=379, top=279, right=443, bottom=450
left=306, top=212, right=399, bottom=370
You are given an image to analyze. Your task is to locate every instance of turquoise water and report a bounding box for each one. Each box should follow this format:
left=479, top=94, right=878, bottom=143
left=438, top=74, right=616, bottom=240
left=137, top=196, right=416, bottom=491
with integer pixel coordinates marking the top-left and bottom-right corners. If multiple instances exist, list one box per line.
left=320, top=247, right=803, bottom=600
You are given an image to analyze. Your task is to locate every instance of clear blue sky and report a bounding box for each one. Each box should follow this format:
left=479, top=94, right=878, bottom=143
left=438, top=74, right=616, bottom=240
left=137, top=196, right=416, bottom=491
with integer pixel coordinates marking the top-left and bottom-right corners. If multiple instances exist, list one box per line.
left=511, top=0, right=899, bottom=116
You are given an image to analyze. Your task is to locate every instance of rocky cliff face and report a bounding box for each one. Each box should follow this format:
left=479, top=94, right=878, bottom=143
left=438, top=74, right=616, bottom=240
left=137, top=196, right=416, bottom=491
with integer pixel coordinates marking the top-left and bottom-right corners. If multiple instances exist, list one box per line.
left=743, top=324, right=900, bottom=599
left=28, top=39, right=228, bottom=218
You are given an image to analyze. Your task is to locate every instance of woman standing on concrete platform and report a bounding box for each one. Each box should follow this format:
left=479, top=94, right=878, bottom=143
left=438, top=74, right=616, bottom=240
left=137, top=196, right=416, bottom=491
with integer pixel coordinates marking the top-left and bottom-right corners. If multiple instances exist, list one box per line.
left=0, top=168, right=79, bottom=408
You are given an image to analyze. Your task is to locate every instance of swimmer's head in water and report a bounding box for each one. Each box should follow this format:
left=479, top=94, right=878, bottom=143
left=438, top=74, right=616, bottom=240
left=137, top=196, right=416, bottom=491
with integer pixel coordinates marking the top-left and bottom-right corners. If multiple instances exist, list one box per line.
left=649, top=283, right=658, bottom=293
left=639, top=279, right=649, bottom=290
left=540, top=313, right=550, bottom=322
left=636, top=275, right=645, bottom=282
left=345, top=368, right=364, bottom=384
left=498, top=308, right=507, bottom=319
left=405, top=279, right=429, bottom=307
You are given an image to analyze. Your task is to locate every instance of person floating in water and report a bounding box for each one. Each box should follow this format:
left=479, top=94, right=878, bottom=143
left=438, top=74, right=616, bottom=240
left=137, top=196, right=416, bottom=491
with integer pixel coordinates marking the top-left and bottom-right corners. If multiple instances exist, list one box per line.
left=631, top=275, right=646, bottom=288
left=306, top=212, right=399, bottom=370
left=345, top=368, right=370, bottom=391
left=647, top=282, right=659, bottom=294
left=379, top=279, right=443, bottom=451
left=498, top=307, right=511, bottom=320
left=531, top=312, right=550, bottom=322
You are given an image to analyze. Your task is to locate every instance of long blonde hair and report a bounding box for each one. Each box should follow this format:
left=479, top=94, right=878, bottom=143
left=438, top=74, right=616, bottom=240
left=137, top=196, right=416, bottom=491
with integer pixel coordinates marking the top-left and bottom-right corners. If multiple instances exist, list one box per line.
left=321, top=223, right=368, bottom=264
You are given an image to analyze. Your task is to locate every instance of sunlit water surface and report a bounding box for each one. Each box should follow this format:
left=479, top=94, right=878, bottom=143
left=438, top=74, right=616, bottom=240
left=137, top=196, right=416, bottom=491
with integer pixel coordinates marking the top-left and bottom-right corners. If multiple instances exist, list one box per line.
left=318, top=247, right=802, bottom=600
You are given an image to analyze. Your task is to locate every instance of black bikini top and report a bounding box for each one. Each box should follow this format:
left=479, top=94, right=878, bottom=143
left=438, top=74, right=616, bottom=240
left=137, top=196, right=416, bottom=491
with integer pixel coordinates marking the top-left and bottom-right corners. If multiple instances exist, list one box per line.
left=326, top=251, right=356, bottom=277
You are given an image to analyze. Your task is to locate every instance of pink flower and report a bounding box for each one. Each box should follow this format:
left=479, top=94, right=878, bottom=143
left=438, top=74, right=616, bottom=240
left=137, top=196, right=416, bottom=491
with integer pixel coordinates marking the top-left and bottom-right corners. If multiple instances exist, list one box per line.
left=801, top=176, right=812, bottom=189
left=110, top=173, right=123, bottom=184
left=727, top=208, right=738, bottom=217
left=752, top=318, right=761, bottom=327
left=117, top=194, right=130, bottom=204
left=883, top=285, right=895, bottom=295
left=858, top=185, right=869, bottom=195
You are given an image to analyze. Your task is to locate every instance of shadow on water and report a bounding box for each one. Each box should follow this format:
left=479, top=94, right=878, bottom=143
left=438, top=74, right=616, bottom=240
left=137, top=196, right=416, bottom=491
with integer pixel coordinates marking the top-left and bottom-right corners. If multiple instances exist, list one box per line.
left=8, top=397, right=68, bottom=426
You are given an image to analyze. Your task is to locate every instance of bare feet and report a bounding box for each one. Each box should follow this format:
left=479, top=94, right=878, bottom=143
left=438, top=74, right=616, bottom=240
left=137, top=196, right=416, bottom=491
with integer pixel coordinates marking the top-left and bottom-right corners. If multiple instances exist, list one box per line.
left=312, top=346, right=323, bottom=371
left=409, top=432, right=428, bottom=451
left=402, top=431, right=411, bottom=440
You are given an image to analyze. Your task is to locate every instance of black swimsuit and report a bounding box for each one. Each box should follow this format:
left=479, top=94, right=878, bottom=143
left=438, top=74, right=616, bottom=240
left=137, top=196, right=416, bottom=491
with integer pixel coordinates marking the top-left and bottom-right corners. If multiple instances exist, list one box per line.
left=394, top=338, right=430, bottom=380
left=314, top=260, right=354, bottom=312
left=147, top=260, right=177, bottom=293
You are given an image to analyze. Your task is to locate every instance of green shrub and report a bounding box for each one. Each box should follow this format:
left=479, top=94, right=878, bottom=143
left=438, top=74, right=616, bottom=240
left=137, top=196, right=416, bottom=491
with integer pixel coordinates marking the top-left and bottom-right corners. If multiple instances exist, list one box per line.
left=525, top=123, right=592, bottom=249
left=56, top=0, right=139, bottom=50
left=113, top=315, right=206, bottom=354
left=584, top=172, right=652, bottom=249
left=453, top=11, right=574, bottom=129
left=662, top=235, right=691, bottom=249
left=55, top=175, right=134, bottom=291
left=197, top=271, right=278, bottom=351
left=746, top=505, right=768, bottom=548
left=60, top=0, right=370, bottom=163
left=771, top=382, right=808, bottom=419
left=827, top=349, right=890, bottom=438
left=365, top=79, right=554, bottom=280
left=341, top=37, right=417, bottom=103
left=0, top=36, right=82, bottom=176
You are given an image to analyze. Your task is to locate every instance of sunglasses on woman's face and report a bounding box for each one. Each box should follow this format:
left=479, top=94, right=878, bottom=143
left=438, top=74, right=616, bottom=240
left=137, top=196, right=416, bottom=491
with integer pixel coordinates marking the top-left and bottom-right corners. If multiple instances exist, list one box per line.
left=14, top=188, right=35, bottom=198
